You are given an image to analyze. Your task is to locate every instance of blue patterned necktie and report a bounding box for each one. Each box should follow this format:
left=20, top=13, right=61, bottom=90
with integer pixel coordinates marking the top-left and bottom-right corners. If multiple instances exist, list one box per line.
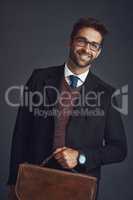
left=69, top=75, right=79, bottom=88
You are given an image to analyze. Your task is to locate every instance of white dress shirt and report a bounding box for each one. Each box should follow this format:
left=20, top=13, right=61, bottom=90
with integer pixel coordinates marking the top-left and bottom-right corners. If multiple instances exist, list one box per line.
left=64, top=63, right=89, bottom=87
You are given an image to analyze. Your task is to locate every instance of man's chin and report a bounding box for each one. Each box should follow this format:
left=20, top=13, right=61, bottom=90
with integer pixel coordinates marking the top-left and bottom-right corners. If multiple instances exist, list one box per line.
left=77, top=61, right=91, bottom=68
left=70, top=56, right=92, bottom=68
left=76, top=56, right=93, bottom=67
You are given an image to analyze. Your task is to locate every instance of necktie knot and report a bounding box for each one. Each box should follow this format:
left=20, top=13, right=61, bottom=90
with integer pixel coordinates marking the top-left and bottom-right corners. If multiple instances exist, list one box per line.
left=69, top=75, right=79, bottom=88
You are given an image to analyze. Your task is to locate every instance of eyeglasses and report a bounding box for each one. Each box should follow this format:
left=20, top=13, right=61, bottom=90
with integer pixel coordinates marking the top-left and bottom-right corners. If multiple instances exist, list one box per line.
left=74, top=37, right=102, bottom=51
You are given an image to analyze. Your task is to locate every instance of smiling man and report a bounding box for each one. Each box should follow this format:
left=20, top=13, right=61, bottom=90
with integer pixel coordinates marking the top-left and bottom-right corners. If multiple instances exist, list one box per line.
left=69, top=28, right=102, bottom=68
left=7, top=17, right=127, bottom=200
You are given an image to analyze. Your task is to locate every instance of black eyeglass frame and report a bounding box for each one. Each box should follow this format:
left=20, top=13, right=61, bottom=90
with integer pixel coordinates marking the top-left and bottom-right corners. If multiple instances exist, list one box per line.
left=74, top=37, right=102, bottom=51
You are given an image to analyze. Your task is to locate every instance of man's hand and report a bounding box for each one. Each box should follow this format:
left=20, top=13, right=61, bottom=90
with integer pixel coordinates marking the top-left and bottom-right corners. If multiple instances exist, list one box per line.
left=53, top=147, right=79, bottom=169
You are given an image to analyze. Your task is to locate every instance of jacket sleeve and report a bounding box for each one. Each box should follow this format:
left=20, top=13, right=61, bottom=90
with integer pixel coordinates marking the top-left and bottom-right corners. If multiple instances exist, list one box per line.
left=7, top=70, right=37, bottom=185
left=80, top=92, right=128, bottom=171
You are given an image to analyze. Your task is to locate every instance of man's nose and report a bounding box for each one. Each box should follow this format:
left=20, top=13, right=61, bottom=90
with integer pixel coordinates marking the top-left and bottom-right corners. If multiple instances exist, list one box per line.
left=82, top=43, right=91, bottom=53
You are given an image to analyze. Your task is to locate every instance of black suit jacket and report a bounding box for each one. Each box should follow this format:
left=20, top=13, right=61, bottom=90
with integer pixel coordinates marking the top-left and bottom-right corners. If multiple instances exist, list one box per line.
left=7, top=64, right=127, bottom=185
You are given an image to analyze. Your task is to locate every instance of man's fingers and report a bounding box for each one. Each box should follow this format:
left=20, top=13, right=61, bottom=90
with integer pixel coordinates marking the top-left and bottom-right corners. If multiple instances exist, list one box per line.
left=54, top=155, right=67, bottom=162
left=54, top=153, right=63, bottom=159
left=56, top=158, right=69, bottom=168
left=54, top=150, right=67, bottom=159
left=53, top=147, right=78, bottom=169
left=56, top=157, right=67, bottom=165
left=53, top=147, right=67, bottom=155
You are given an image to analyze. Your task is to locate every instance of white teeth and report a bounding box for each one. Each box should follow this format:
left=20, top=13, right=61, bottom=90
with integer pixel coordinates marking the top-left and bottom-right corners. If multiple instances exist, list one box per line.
left=80, top=54, right=89, bottom=60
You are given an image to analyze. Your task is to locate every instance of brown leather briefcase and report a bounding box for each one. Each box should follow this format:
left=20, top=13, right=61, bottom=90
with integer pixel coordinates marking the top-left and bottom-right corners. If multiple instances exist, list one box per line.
left=15, top=163, right=97, bottom=200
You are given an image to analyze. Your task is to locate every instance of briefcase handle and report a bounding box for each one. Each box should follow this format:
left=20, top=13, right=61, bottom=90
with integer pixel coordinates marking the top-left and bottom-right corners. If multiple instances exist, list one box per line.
left=41, top=150, right=78, bottom=173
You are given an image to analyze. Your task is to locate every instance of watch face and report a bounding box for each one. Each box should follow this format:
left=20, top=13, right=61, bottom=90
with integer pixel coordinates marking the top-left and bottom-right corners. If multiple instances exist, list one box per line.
left=79, top=154, right=86, bottom=164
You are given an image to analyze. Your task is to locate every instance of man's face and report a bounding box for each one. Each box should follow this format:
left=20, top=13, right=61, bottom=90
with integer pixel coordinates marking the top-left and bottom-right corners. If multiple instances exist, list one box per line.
left=69, top=27, right=103, bottom=68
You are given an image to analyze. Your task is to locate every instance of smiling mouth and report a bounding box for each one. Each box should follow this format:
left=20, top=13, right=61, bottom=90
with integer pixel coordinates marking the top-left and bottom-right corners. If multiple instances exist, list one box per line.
left=78, top=53, right=91, bottom=61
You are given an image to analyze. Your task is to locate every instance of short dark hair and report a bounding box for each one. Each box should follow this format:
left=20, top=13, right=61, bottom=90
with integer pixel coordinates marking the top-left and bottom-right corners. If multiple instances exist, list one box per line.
left=70, top=17, right=108, bottom=42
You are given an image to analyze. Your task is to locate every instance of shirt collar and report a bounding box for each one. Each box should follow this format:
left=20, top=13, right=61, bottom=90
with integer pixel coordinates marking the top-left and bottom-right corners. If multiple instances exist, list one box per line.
left=64, top=63, right=89, bottom=83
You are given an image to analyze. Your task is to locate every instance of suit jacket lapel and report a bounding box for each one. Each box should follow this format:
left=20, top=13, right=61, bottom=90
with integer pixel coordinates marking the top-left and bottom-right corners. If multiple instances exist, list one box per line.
left=44, top=64, right=65, bottom=105
left=80, top=70, right=98, bottom=98
left=73, top=71, right=98, bottom=109
left=43, top=64, right=98, bottom=109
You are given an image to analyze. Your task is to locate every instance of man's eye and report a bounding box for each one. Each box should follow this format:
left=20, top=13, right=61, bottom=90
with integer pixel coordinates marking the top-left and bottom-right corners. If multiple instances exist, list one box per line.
left=91, top=43, right=98, bottom=48
left=78, top=39, right=86, bottom=43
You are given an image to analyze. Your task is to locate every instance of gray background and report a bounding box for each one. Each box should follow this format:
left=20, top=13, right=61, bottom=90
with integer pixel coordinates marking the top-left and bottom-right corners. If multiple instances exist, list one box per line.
left=0, top=0, right=132, bottom=199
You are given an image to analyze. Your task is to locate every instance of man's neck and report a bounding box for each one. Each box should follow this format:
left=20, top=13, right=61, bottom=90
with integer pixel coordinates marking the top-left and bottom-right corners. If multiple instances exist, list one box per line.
left=67, top=58, right=90, bottom=75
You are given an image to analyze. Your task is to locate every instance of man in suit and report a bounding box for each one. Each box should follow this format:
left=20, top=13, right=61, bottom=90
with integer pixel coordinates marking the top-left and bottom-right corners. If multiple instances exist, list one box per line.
left=7, top=17, right=127, bottom=199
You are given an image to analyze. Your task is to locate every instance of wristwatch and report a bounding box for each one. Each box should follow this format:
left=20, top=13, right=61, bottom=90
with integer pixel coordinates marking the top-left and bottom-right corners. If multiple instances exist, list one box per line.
left=78, top=152, right=86, bottom=165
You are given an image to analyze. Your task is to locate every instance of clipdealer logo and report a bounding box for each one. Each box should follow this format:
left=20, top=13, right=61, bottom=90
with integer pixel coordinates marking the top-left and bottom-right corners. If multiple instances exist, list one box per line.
left=4, top=85, right=104, bottom=111
left=4, top=84, right=128, bottom=116
left=111, top=85, right=128, bottom=115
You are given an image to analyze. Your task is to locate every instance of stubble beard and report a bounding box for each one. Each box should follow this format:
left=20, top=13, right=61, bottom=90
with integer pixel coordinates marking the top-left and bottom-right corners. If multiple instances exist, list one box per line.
left=69, top=49, right=94, bottom=69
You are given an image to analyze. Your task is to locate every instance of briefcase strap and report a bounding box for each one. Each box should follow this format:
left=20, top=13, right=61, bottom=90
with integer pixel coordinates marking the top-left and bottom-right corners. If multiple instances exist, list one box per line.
left=41, top=150, right=78, bottom=173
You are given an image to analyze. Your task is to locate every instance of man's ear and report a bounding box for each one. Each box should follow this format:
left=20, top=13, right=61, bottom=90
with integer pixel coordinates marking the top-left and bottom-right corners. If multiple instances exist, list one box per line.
left=95, top=48, right=102, bottom=58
